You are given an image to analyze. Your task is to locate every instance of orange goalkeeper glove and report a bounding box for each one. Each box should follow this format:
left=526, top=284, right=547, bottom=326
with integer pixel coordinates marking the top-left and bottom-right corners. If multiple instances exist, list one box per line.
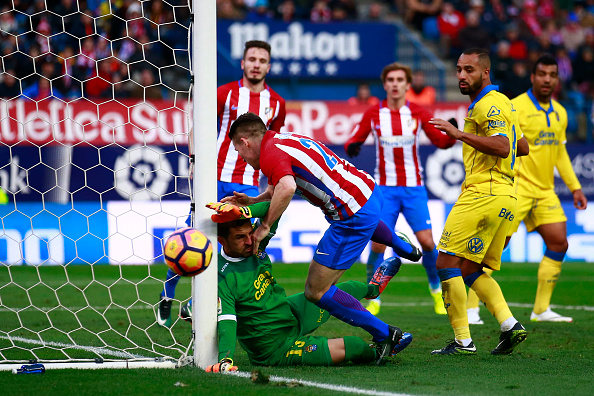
left=205, top=358, right=238, bottom=373
left=206, top=202, right=252, bottom=223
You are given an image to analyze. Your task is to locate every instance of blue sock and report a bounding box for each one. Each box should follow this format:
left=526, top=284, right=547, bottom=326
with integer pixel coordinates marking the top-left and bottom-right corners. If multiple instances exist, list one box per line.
left=160, top=269, right=180, bottom=299
left=317, top=285, right=389, bottom=341
left=371, top=221, right=413, bottom=257
left=366, top=251, right=385, bottom=283
left=423, top=248, right=440, bottom=290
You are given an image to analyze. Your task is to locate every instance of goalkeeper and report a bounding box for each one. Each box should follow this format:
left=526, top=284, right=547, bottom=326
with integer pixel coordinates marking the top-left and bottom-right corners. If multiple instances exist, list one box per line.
left=198, top=201, right=411, bottom=371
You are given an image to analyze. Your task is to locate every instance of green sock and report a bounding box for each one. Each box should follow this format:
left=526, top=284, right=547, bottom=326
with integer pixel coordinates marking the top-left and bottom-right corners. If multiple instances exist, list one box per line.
left=344, top=336, right=376, bottom=364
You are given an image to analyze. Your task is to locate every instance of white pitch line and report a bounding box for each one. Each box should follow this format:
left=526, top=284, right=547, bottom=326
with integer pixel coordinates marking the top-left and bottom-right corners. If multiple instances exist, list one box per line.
left=0, top=335, right=150, bottom=360
left=228, top=371, right=413, bottom=396
left=372, top=302, right=594, bottom=311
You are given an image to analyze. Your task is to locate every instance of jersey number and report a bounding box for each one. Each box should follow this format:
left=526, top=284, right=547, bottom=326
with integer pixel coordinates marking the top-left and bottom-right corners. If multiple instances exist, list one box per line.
left=298, top=138, right=338, bottom=170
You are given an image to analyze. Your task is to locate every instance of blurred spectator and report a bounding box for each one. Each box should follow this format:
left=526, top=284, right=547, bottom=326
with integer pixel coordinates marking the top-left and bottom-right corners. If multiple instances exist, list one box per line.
left=573, top=47, right=594, bottom=97
left=56, top=46, right=83, bottom=98
left=537, top=0, right=556, bottom=21
left=519, top=0, right=542, bottom=37
left=504, top=61, right=531, bottom=98
left=542, top=19, right=563, bottom=47
left=560, top=13, right=586, bottom=56
left=406, top=0, right=443, bottom=33
left=0, top=6, right=19, bottom=36
left=275, top=0, right=297, bottom=22
left=504, top=23, right=527, bottom=61
left=365, top=2, right=386, bottom=21
left=77, top=37, right=97, bottom=78
left=556, top=47, right=573, bottom=89
left=0, top=70, right=21, bottom=98
left=311, top=0, right=331, bottom=23
left=405, top=70, right=436, bottom=106
left=329, top=0, right=358, bottom=20
left=218, top=0, right=245, bottom=20
left=85, top=58, right=114, bottom=98
left=458, top=10, right=491, bottom=51
left=436, top=2, right=465, bottom=58
left=131, top=69, right=163, bottom=100
left=348, top=83, right=380, bottom=106
left=491, top=40, right=513, bottom=88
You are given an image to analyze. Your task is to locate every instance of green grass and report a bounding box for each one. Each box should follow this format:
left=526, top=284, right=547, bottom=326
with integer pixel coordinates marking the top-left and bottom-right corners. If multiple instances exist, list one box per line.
left=1, top=262, right=593, bottom=395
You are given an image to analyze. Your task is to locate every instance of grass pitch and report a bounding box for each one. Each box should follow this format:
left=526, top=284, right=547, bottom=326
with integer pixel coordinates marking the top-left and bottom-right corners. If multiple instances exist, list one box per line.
left=1, top=261, right=593, bottom=395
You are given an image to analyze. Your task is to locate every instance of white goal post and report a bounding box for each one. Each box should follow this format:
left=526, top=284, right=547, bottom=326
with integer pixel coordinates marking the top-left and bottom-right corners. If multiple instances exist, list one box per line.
left=0, top=0, right=217, bottom=370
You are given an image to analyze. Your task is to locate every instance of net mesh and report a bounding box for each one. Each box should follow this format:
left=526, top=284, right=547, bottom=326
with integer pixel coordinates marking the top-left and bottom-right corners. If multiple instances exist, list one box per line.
left=0, top=0, right=195, bottom=365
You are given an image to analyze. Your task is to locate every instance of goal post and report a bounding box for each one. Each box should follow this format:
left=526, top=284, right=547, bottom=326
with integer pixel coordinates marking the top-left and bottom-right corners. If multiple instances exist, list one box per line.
left=0, top=0, right=217, bottom=370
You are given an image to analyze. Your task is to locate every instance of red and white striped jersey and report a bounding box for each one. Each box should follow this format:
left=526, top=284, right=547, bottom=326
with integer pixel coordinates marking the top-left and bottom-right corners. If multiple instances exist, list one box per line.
left=217, top=80, right=286, bottom=186
left=345, top=100, right=455, bottom=187
left=260, top=131, right=376, bottom=221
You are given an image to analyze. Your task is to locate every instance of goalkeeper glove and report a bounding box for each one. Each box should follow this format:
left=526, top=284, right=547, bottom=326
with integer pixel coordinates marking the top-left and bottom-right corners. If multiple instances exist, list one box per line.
left=345, top=142, right=363, bottom=157
left=205, top=358, right=238, bottom=373
left=206, top=202, right=252, bottom=223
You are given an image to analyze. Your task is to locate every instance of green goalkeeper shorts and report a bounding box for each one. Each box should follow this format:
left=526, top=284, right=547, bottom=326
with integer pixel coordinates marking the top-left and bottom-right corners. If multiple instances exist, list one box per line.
left=273, top=335, right=333, bottom=366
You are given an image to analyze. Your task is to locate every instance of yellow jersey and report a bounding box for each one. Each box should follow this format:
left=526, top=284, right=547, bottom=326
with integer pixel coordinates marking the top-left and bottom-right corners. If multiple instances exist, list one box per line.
left=461, top=85, right=519, bottom=196
left=511, top=90, right=581, bottom=198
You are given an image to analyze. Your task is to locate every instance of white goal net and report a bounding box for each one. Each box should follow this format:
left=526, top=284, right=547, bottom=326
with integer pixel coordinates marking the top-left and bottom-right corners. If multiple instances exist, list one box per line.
left=0, top=0, right=202, bottom=369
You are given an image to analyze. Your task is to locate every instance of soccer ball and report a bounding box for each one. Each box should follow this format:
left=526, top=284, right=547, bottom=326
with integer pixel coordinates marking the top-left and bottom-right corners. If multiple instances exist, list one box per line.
left=163, top=227, right=213, bottom=277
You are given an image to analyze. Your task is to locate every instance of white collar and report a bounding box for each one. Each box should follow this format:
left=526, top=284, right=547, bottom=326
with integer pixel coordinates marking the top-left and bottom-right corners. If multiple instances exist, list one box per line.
left=221, top=249, right=245, bottom=263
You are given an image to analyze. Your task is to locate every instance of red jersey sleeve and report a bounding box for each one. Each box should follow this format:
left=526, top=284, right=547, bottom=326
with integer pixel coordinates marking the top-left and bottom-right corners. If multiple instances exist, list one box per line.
left=269, top=96, right=286, bottom=132
left=344, top=107, right=374, bottom=151
left=417, top=106, right=456, bottom=149
left=260, top=133, right=294, bottom=186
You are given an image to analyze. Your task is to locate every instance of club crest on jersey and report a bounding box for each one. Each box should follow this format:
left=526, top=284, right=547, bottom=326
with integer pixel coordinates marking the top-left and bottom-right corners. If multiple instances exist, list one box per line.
left=265, top=107, right=274, bottom=120
left=467, top=237, right=484, bottom=254
left=407, top=118, right=418, bottom=130
left=305, top=344, right=317, bottom=353
left=487, top=106, right=501, bottom=117
left=257, top=250, right=267, bottom=259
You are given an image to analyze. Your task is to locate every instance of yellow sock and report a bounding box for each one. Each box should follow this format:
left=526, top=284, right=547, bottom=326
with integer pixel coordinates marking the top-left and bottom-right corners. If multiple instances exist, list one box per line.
left=442, top=276, right=471, bottom=341
left=470, top=273, right=512, bottom=325
left=534, top=255, right=563, bottom=314
left=467, top=268, right=492, bottom=309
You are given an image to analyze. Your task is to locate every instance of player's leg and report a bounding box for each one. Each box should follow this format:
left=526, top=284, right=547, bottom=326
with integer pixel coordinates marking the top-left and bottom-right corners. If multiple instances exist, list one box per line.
left=532, top=221, right=572, bottom=322
left=466, top=267, right=493, bottom=325
left=157, top=269, right=179, bottom=327
left=278, top=335, right=377, bottom=366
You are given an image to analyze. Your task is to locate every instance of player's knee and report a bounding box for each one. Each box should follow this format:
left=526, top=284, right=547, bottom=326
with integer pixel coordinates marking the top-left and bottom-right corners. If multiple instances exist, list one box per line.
left=304, top=285, right=322, bottom=303
left=548, top=239, right=568, bottom=253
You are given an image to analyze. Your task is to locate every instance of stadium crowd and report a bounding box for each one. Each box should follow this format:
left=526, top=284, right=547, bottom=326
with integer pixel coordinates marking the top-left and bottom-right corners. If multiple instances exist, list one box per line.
left=0, top=0, right=592, bottom=139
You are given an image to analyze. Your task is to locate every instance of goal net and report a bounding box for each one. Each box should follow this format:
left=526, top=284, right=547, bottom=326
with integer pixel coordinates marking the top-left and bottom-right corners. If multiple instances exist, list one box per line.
left=0, top=0, right=206, bottom=369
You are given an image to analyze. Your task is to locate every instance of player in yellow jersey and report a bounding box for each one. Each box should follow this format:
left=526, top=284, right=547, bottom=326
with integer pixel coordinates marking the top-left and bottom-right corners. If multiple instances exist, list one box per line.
left=428, top=48, right=529, bottom=355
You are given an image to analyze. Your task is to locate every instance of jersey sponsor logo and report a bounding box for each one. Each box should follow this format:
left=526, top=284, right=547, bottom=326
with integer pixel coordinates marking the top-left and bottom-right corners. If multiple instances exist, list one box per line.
left=379, top=135, right=415, bottom=148
left=254, top=270, right=273, bottom=300
left=487, top=106, right=501, bottom=117
left=534, top=131, right=559, bottom=146
left=305, top=344, right=318, bottom=353
left=498, top=208, right=514, bottom=221
left=487, top=120, right=506, bottom=129
left=315, top=249, right=330, bottom=256
left=467, top=236, right=484, bottom=254
left=221, top=262, right=229, bottom=272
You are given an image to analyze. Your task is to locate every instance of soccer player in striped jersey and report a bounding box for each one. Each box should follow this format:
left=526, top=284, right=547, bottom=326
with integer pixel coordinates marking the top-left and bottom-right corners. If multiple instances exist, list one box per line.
left=344, top=63, right=456, bottom=316
left=429, top=48, right=529, bottom=356
left=157, top=40, right=286, bottom=328
left=224, top=112, right=422, bottom=365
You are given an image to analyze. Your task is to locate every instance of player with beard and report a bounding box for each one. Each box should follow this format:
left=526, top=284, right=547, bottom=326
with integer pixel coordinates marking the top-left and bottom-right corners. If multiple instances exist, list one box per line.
left=427, top=48, right=530, bottom=355
left=467, top=54, right=588, bottom=325
left=157, top=40, right=286, bottom=328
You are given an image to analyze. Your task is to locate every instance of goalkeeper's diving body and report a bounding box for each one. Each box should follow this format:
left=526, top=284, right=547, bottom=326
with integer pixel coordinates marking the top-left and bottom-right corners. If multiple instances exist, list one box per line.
left=221, top=112, right=422, bottom=365
left=200, top=201, right=412, bottom=371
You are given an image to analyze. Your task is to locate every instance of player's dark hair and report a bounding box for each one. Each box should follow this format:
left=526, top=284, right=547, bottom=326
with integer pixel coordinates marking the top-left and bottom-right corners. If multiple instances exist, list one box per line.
left=380, top=62, right=413, bottom=84
left=218, top=218, right=252, bottom=239
left=462, top=48, right=491, bottom=69
left=243, top=40, right=271, bottom=59
left=532, top=53, right=558, bottom=75
left=228, top=112, right=266, bottom=140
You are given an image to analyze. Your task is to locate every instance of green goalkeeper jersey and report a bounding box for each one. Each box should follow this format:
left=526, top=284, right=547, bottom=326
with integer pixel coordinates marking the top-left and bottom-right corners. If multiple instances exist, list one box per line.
left=216, top=201, right=298, bottom=365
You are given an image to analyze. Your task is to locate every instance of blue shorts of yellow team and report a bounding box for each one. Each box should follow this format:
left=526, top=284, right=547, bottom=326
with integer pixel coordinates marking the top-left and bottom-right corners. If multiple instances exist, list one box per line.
left=314, top=187, right=382, bottom=270
left=378, top=185, right=432, bottom=233
left=437, top=190, right=516, bottom=271
left=508, top=192, right=567, bottom=235
left=217, top=181, right=259, bottom=201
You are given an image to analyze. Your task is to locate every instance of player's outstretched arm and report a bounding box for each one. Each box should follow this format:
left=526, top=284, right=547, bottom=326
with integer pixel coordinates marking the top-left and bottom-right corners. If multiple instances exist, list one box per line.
left=429, top=118, right=510, bottom=157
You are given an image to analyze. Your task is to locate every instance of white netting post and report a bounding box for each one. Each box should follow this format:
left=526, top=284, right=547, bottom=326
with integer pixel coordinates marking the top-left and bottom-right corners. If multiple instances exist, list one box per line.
left=190, top=0, right=218, bottom=369
left=0, top=0, right=199, bottom=370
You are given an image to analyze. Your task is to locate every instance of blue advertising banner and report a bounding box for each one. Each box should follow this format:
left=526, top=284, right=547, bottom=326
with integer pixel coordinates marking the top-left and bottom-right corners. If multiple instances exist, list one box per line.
left=0, top=203, right=107, bottom=265
left=217, top=21, right=396, bottom=79
left=0, top=145, right=191, bottom=203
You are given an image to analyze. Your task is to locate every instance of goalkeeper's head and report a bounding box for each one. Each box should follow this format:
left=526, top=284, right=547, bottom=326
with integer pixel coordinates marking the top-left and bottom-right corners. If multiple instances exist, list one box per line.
left=218, top=219, right=254, bottom=258
left=229, top=112, right=267, bottom=170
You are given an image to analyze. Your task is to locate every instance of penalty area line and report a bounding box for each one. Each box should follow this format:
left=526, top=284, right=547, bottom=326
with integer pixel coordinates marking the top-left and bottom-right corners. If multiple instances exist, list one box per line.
left=381, top=301, right=594, bottom=311
left=227, top=371, right=414, bottom=396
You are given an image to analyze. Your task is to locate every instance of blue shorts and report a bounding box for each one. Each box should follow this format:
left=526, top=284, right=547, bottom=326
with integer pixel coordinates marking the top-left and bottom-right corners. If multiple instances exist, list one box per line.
left=378, top=185, right=431, bottom=233
left=314, top=187, right=382, bottom=270
left=217, top=181, right=259, bottom=201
